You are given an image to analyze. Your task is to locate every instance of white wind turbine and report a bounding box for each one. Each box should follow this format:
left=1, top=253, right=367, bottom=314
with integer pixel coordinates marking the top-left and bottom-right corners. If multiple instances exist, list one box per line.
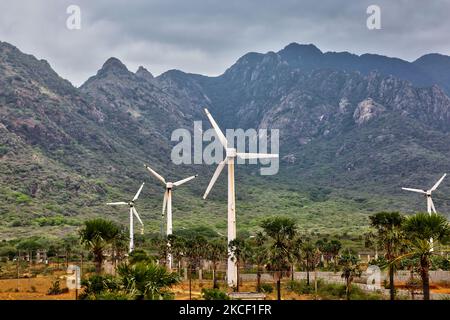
left=144, top=164, right=197, bottom=269
left=402, top=173, right=447, bottom=250
left=106, top=182, right=145, bottom=253
left=202, top=108, right=278, bottom=288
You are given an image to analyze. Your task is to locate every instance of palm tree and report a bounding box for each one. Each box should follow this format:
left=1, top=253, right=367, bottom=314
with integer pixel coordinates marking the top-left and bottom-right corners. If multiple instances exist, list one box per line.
left=339, top=249, right=362, bottom=300
left=118, top=261, right=179, bottom=299
left=206, top=240, right=226, bottom=289
left=369, top=211, right=405, bottom=300
left=400, top=213, right=450, bottom=300
left=290, top=237, right=303, bottom=281
left=301, top=241, right=321, bottom=286
left=184, top=236, right=207, bottom=299
left=250, top=232, right=268, bottom=292
left=261, top=217, right=297, bottom=300
left=169, top=235, right=186, bottom=276
left=228, top=238, right=251, bottom=292
left=79, top=219, right=124, bottom=273
left=329, top=240, right=342, bottom=271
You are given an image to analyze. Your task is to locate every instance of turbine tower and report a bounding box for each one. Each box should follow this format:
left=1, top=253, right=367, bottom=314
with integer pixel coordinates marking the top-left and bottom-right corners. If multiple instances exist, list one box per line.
left=144, top=164, right=197, bottom=269
left=402, top=173, right=447, bottom=250
left=106, top=182, right=145, bottom=253
left=202, top=108, right=278, bottom=288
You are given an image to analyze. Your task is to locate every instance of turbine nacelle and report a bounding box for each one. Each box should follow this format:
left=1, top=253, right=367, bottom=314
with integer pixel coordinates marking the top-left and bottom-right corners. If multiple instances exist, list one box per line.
left=166, top=182, right=174, bottom=189
left=226, top=148, right=237, bottom=158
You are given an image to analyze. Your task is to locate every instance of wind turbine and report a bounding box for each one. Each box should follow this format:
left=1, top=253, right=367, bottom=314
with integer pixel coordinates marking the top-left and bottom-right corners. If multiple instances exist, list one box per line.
left=402, top=173, right=447, bottom=250
left=202, top=108, right=278, bottom=288
left=106, top=182, right=145, bottom=253
left=144, top=163, right=197, bottom=269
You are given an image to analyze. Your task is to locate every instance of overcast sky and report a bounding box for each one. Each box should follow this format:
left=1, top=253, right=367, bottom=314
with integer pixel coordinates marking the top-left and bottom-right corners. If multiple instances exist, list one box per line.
left=0, top=0, right=449, bottom=86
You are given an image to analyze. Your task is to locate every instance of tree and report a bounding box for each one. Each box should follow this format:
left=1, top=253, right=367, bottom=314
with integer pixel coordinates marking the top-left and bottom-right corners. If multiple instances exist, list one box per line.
left=206, top=240, right=226, bottom=289
left=228, top=238, right=251, bottom=292
left=118, top=261, right=179, bottom=300
left=369, top=211, right=405, bottom=300
left=339, top=249, right=362, bottom=300
left=329, top=240, right=342, bottom=271
left=128, top=249, right=153, bottom=265
left=184, top=236, right=207, bottom=299
left=248, top=232, right=268, bottom=292
left=301, top=241, right=321, bottom=287
left=261, top=217, right=297, bottom=300
left=169, top=235, right=186, bottom=276
left=79, top=219, right=124, bottom=273
left=290, top=236, right=303, bottom=280
left=400, top=213, right=450, bottom=300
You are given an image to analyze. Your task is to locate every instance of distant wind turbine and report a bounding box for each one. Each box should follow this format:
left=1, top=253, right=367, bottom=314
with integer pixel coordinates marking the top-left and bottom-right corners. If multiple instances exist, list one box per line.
left=202, top=108, right=278, bottom=288
left=402, top=173, right=447, bottom=250
left=107, top=182, right=145, bottom=253
left=144, top=164, right=197, bottom=269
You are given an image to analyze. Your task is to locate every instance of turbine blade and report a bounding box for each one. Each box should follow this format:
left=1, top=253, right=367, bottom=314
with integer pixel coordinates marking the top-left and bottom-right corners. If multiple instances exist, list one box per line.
left=203, top=159, right=226, bottom=199
left=132, top=207, right=144, bottom=226
left=173, top=175, right=198, bottom=187
left=204, top=108, right=228, bottom=148
left=430, top=173, right=447, bottom=191
left=144, top=164, right=166, bottom=184
left=236, top=152, right=279, bottom=159
left=401, top=187, right=426, bottom=194
left=162, top=190, right=168, bottom=217
left=132, top=182, right=145, bottom=201
left=106, top=202, right=127, bottom=205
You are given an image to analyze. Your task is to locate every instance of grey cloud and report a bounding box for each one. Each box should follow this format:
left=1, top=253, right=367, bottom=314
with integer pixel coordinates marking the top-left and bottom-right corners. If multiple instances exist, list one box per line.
left=0, top=0, right=449, bottom=86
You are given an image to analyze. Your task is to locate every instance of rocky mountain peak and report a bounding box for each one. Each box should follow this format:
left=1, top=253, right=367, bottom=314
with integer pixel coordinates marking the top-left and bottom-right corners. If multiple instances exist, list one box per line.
left=98, top=57, right=129, bottom=75
left=135, top=66, right=154, bottom=81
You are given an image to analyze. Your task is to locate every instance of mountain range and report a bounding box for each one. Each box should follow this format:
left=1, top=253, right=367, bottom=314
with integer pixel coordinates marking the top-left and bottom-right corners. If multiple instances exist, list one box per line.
left=2, top=41, right=450, bottom=240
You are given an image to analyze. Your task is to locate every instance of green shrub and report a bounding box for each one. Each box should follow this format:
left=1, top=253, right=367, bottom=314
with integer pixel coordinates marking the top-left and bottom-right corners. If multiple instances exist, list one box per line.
left=316, top=282, right=383, bottom=300
left=79, top=274, right=119, bottom=300
left=14, top=192, right=31, bottom=205
left=260, top=283, right=273, bottom=293
left=201, top=288, right=229, bottom=300
left=90, top=292, right=131, bottom=300
left=286, top=280, right=317, bottom=294
left=47, top=280, right=63, bottom=295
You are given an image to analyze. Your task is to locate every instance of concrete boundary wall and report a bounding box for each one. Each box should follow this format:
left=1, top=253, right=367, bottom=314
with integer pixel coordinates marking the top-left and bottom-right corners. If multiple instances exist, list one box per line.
left=240, top=271, right=450, bottom=283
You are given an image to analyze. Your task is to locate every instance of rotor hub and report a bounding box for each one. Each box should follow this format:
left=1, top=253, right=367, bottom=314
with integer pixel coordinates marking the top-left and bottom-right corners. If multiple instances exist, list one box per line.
left=166, top=182, right=173, bottom=189
left=226, top=148, right=237, bottom=157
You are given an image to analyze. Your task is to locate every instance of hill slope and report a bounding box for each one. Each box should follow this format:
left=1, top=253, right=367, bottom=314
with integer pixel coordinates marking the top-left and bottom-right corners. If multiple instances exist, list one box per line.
left=2, top=41, right=450, bottom=240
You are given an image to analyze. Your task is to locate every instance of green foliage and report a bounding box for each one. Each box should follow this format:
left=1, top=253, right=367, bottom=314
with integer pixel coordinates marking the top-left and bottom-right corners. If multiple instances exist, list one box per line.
left=118, top=261, right=180, bottom=300
left=91, top=292, right=132, bottom=300
left=431, top=255, right=450, bottom=271
left=47, top=279, right=64, bottom=295
left=309, top=187, right=331, bottom=202
left=79, top=274, right=120, bottom=300
left=35, top=215, right=81, bottom=226
left=13, top=192, right=31, bottom=205
left=16, top=237, right=51, bottom=251
left=0, top=144, right=8, bottom=156
left=79, top=218, right=125, bottom=273
left=286, top=280, right=315, bottom=294
left=316, top=283, right=382, bottom=300
left=0, top=246, right=17, bottom=260
left=128, top=249, right=153, bottom=265
left=260, top=283, right=273, bottom=293
left=201, top=288, right=229, bottom=300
